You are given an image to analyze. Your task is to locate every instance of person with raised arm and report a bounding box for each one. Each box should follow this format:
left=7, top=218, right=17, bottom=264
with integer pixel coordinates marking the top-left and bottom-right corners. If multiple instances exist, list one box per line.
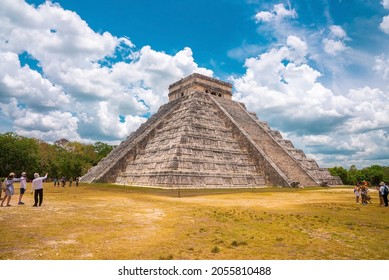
left=31, top=173, right=48, bottom=207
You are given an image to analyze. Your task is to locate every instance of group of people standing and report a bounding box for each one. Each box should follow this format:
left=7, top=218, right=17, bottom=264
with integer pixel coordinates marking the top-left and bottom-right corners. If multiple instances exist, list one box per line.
left=354, top=181, right=389, bottom=207
left=1, top=172, right=48, bottom=207
left=53, top=177, right=79, bottom=187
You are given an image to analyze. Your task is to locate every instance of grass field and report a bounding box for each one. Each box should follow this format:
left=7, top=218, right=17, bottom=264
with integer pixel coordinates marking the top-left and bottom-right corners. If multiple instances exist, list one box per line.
left=0, top=183, right=388, bottom=260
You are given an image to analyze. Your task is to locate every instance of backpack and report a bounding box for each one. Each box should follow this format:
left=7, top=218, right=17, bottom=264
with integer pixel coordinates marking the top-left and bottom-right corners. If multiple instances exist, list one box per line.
left=384, top=185, right=389, bottom=195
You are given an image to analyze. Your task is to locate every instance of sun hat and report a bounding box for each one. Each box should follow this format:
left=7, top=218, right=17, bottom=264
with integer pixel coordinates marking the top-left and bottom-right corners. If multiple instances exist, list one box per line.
left=34, top=173, right=39, bottom=178
left=379, top=182, right=385, bottom=186
left=21, top=172, right=26, bottom=176
left=8, top=172, right=15, bottom=177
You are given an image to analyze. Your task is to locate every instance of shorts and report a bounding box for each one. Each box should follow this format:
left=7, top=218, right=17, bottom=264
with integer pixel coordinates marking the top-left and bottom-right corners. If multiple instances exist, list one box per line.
left=20, top=188, right=26, bottom=195
left=5, top=189, right=13, bottom=196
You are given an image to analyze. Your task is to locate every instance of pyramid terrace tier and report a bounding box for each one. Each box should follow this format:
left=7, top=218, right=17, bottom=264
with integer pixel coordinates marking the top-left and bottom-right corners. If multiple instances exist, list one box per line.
left=81, top=74, right=342, bottom=187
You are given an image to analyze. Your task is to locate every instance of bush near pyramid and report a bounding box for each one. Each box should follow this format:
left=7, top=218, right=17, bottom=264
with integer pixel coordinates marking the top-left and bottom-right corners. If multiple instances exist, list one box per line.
left=81, top=73, right=342, bottom=188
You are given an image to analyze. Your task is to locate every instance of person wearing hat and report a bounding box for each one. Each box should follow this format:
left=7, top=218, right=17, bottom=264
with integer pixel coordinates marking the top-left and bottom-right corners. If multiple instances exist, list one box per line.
left=379, top=182, right=388, bottom=207
left=31, top=172, right=48, bottom=207
left=18, top=172, right=27, bottom=205
left=1, top=172, right=20, bottom=207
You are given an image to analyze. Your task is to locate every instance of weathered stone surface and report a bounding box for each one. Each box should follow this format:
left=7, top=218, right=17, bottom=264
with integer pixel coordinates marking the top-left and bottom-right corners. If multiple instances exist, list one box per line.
left=81, top=73, right=342, bottom=187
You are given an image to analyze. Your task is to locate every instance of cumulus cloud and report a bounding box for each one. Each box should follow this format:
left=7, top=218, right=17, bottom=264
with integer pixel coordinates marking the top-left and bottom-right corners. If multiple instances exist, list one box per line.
left=0, top=0, right=212, bottom=143
left=232, top=36, right=389, bottom=167
left=380, top=1, right=389, bottom=34
left=255, top=4, right=297, bottom=23
left=383, top=0, right=389, bottom=9
left=380, top=15, right=389, bottom=34
left=329, top=25, right=347, bottom=38
left=373, top=55, right=389, bottom=80
left=322, top=39, right=347, bottom=56
left=322, top=25, right=348, bottom=56
left=233, top=37, right=349, bottom=133
left=0, top=98, right=80, bottom=142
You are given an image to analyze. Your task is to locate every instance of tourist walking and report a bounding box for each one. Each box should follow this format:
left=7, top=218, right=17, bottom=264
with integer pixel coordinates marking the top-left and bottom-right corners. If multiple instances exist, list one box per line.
left=31, top=173, right=48, bottom=207
left=1, top=172, right=20, bottom=207
left=379, top=182, right=388, bottom=207
left=18, top=172, right=27, bottom=205
left=354, top=184, right=361, bottom=204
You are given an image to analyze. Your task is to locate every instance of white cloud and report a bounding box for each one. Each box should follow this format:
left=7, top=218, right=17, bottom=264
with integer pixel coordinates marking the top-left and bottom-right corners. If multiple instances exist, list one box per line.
left=322, top=39, right=347, bottom=55
left=255, top=11, right=274, bottom=23
left=329, top=25, right=347, bottom=38
left=321, top=25, right=348, bottom=56
left=0, top=0, right=212, bottom=143
left=0, top=98, right=80, bottom=142
left=286, top=35, right=307, bottom=63
left=380, top=15, right=389, bottom=34
left=232, top=39, right=389, bottom=167
left=0, top=51, right=71, bottom=109
left=255, top=4, right=297, bottom=23
left=345, top=87, right=389, bottom=133
left=373, top=54, right=389, bottom=80
left=383, top=0, right=389, bottom=9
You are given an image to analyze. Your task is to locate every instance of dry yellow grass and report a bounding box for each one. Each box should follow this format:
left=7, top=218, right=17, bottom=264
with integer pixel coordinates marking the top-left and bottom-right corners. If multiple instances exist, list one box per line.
left=0, top=183, right=388, bottom=260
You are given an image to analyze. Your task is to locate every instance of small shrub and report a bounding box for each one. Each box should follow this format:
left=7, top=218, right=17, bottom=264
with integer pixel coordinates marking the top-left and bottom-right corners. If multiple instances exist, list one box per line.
left=231, top=240, right=248, bottom=247
left=159, top=254, right=174, bottom=260
left=211, top=246, right=220, bottom=253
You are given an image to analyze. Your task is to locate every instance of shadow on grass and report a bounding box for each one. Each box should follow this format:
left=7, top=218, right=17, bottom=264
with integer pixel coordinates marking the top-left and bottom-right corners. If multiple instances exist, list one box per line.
left=81, top=183, right=341, bottom=198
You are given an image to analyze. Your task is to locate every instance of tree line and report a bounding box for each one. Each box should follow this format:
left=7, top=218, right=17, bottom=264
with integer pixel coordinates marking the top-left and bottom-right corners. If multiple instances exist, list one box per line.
left=1, top=132, right=388, bottom=185
left=0, top=132, right=114, bottom=180
left=328, top=165, right=389, bottom=186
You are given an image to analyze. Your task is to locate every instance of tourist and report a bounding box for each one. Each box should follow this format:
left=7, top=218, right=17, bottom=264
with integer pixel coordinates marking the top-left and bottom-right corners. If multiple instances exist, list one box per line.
left=18, top=172, right=27, bottom=205
left=69, top=177, right=73, bottom=187
left=1, top=172, right=20, bottom=207
left=60, top=176, right=66, bottom=187
left=354, top=184, right=361, bottom=204
left=379, top=182, right=388, bottom=207
left=360, top=181, right=369, bottom=205
left=376, top=184, right=384, bottom=206
left=31, top=173, right=48, bottom=207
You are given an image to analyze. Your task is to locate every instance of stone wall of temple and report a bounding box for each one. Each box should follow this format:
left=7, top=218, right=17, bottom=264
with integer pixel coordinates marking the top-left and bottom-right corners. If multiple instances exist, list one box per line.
left=81, top=74, right=342, bottom=187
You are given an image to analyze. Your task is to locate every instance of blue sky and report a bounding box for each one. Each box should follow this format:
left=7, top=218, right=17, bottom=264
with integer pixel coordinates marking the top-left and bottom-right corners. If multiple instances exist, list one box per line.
left=1, top=0, right=389, bottom=168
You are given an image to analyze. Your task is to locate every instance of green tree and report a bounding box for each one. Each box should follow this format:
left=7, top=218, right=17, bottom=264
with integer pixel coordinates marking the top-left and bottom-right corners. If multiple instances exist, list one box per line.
left=0, top=132, right=40, bottom=178
left=93, top=142, right=114, bottom=160
left=362, top=165, right=384, bottom=185
left=347, top=165, right=360, bottom=185
left=328, top=166, right=348, bottom=184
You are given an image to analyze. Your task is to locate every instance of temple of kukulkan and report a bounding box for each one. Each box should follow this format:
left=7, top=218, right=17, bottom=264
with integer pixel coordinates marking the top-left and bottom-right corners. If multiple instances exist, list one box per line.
left=81, top=73, right=342, bottom=188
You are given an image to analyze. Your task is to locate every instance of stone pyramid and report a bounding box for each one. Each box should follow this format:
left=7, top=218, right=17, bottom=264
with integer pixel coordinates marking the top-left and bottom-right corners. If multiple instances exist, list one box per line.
left=81, top=73, right=342, bottom=188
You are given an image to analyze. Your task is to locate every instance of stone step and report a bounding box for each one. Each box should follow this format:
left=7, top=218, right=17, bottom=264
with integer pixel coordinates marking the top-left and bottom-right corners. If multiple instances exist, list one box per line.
left=214, top=96, right=318, bottom=186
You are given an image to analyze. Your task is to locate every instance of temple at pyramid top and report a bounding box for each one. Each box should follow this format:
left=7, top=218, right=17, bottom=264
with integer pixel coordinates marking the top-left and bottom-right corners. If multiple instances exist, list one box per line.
left=168, top=73, right=232, bottom=101
left=81, top=73, right=342, bottom=188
